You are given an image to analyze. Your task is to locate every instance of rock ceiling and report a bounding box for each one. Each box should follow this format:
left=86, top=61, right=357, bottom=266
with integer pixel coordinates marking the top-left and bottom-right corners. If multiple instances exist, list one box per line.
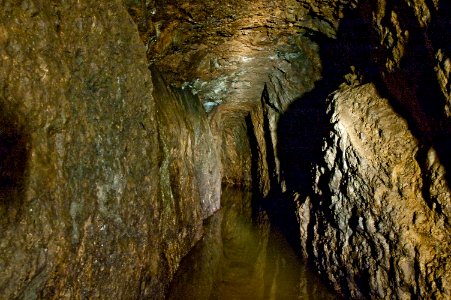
left=125, top=0, right=355, bottom=115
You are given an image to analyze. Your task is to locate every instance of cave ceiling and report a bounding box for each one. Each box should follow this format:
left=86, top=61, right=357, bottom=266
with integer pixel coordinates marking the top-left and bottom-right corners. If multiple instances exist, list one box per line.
left=125, top=0, right=358, bottom=117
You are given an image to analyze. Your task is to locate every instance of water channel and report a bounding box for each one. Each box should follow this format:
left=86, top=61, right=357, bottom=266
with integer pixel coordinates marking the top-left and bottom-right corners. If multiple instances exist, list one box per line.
left=167, top=187, right=339, bottom=299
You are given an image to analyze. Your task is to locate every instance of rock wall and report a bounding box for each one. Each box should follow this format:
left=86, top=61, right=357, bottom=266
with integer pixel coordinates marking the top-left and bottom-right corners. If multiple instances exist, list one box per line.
left=302, top=84, right=451, bottom=298
left=123, top=0, right=324, bottom=190
left=368, top=0, right=451, bottom=224
left=151, top=68, right=221, bottom=257
left=291, top=1, right=451, bottom=298
left=0, top=1, right=220, bottom=298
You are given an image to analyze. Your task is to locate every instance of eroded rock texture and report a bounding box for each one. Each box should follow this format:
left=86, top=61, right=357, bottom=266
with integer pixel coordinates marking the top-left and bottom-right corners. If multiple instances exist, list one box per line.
left=151, top=69, right=221, bottom=267
left=291, top=1, right=451, bottom=299
left=1, top=2, right=156, bottom=297
left=0, top=1, right=219, bottom=298
left=303, top=84, right=451, bottom=298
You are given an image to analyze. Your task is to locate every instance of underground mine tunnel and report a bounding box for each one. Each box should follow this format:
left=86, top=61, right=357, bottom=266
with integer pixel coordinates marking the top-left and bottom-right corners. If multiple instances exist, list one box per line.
left=0, top=0, right=450, bottom=299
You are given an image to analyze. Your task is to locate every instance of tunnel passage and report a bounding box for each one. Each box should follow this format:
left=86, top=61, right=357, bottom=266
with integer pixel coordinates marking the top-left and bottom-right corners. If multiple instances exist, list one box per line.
left=0, top=0, right=447, bottom=298
left=123, top=0, right=451, bottom=298
left=212, top=104, right=254, bottom=189
left=0, top=104, right=29, bottom=225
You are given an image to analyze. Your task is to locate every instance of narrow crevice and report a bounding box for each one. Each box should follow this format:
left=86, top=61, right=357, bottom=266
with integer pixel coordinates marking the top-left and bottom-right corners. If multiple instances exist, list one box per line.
left=245, top=113, right=262, bottom=218
left=354, top=268, right=371, bottom=299
left=271, top=29, right=343, bottom=263
left=429, top=1, right=451, bottom=60
left=260, top=84, right=279, bottom=194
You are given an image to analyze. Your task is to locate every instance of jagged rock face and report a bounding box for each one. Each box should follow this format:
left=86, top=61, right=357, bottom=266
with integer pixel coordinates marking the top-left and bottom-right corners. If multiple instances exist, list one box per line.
left=0, top=1, right=220, bottom=298
left=151, top=68, right=221, bottom=221
left=214, top=107, right=252, bottom=187
left=291, top=2, right=451, bottom=298
left=343, top=0, right=451, bottom=179
left=302, top=84, right=451, bottom=298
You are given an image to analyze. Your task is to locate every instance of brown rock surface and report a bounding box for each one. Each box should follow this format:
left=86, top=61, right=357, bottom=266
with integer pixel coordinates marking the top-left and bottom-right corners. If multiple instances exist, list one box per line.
left=0, top=1, right=158, bottom=297
left=304, top=83, right=451, bottom=298
left=1, top=0, right=450, bottom=298
left=0, top=1, right=219, bottom=298
left=126, top=0, right=451, bottom=298
left=267, top=1, right=451, bottom=298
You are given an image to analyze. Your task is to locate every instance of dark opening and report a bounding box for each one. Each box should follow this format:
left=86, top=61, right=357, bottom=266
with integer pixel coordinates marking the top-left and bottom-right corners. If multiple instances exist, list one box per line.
left=0, top=104, right=29, bottom=224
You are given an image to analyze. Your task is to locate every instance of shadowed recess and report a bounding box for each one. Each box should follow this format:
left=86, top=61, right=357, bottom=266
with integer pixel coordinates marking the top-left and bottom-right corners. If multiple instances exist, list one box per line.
left=0, top=103, right=29, bottom=225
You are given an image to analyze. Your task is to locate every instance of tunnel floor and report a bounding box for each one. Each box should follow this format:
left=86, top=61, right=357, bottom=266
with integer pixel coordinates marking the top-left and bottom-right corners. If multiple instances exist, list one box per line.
left=167, top=186, right=338, bottom=300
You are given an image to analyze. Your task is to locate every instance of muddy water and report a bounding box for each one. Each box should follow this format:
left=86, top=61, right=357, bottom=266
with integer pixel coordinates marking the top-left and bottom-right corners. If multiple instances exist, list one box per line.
left=167, top=187, right=338, bottom=300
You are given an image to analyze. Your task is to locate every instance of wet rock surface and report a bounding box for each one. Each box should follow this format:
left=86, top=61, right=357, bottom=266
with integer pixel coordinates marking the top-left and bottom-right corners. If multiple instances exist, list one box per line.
left=150, top=68, right=222, bottom=281
left=284, top=2, right=451, bottom=298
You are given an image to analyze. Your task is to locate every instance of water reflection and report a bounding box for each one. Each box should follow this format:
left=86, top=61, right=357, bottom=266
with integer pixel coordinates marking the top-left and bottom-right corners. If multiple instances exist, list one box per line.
left=167, top=187, right=338, bottom=300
